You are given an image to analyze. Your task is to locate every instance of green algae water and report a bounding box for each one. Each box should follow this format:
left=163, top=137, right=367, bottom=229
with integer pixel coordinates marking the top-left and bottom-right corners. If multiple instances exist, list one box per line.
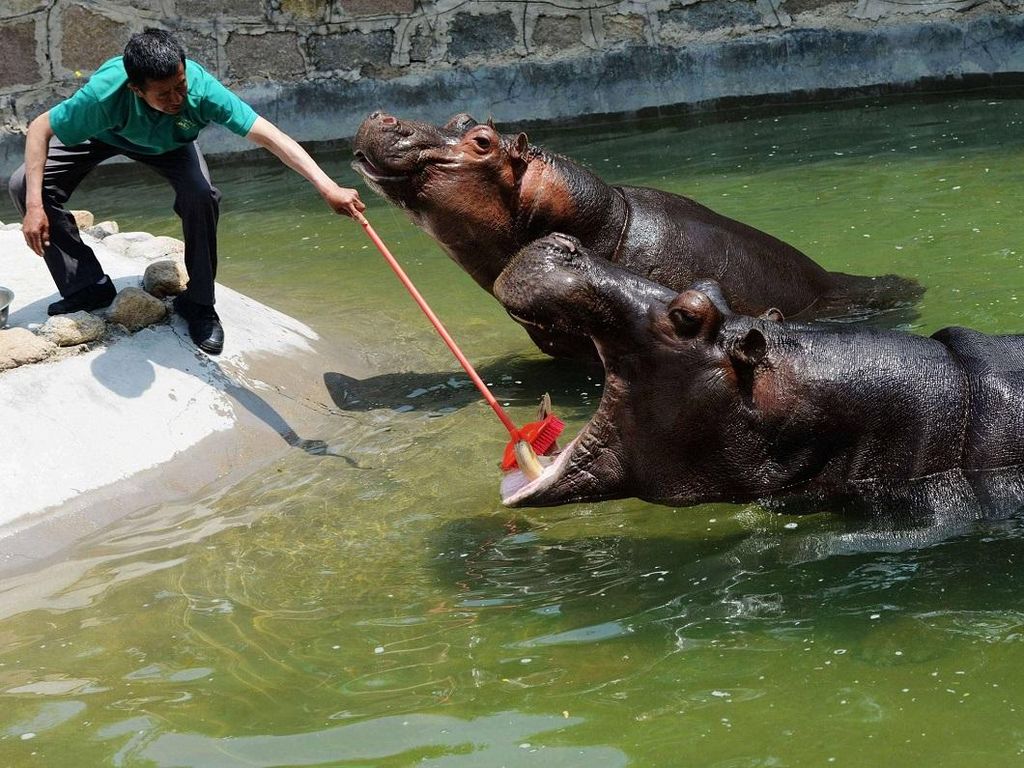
left=3, top=91, right=1024, bottom=766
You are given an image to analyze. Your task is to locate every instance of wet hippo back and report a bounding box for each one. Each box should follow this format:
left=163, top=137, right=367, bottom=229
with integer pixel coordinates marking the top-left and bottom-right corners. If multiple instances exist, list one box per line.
left=932, top=327, right=1024, bottom=471
left=613, top=185, right=836, bottom=317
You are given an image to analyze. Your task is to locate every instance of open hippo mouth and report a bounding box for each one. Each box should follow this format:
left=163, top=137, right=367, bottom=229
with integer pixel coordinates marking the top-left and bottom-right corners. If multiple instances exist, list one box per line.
left=499, top=428, right=604, bottom=507
left=494, top=233, right=680, bottom=507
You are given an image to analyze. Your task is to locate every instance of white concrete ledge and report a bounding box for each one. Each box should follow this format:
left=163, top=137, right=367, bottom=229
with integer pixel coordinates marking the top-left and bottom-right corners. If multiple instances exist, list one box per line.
left=0, top=226, right=335, bottom=571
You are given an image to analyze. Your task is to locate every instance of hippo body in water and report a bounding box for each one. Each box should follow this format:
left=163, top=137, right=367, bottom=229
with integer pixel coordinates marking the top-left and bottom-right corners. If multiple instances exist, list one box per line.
left=496, top=235, right=1024, bottom=520
left=353, top=112, right=921, bottom=359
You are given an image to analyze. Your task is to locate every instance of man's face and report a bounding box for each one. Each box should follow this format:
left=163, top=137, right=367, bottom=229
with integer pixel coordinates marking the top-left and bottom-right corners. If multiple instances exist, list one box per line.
left=130, top=62, right=187, bottom=114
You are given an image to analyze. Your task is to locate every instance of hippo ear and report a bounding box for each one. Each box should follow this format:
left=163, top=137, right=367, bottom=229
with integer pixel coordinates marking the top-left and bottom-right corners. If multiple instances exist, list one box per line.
left=510, top=133, right=530, bottom=178
left=486, top=116, right=496, bottom=129
left=667, top=290, right=722, bottom=339
left=729, top=328, right=768, bottom=368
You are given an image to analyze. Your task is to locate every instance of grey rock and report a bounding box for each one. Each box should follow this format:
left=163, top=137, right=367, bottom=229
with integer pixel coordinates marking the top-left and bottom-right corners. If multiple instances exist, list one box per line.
left=39, top=311, right=106, bottom=347
left=101, top=231, right=155, bottom=254
left=82, top=220, right=119, bottom=239
left=0, top=20, right=40, bottom=89
left=226, top=31, right=305, bottom=82
left=533, top=15, right=584, bottom=51
left=143, top=259, right=188, bottom=299
left=309, top=29, right=394, bottom=75
left=70, top=209, right=94, bottom=229
left=448, top=11, right=517, bottom=62
left=851, top=0, right=982, bottom=19
left=108, top=287, right=168, bottom=332
left=0, top=328, right=56, bottom=370
left=59, top=5, right=130, bottom=75
left=103, top=232, right=185, bottom=262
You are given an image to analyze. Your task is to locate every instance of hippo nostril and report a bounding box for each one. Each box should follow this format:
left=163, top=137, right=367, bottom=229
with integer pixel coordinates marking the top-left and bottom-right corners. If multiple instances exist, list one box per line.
left=382, top=115, right=397, bottom=126
left=550, top=233, right=577, bottom=253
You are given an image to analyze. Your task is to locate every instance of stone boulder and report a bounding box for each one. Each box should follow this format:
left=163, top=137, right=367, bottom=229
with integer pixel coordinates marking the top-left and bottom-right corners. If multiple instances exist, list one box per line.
left=82, top=220, right=119, bottom=239
left=70, top=209, right=94, bottom=229
left=39, top=311, right=107, bottom=347
left=103, top=232, right=184, bottom=262
left=108, top=287, right=167, bottom=332
left=101, top=231, right=151, bottom=253
left=143, top=258, right=188, bottom=298
left=0, top=328, right=56, bottom=370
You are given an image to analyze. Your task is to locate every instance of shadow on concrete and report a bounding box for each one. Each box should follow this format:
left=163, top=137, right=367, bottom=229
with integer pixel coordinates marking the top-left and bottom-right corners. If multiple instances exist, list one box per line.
left=88, top=315, right=332, bottom=457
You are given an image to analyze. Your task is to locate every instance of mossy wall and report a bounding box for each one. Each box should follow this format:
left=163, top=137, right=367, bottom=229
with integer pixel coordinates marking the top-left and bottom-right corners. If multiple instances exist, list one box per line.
left=2, top=0, right=1023, bottom=179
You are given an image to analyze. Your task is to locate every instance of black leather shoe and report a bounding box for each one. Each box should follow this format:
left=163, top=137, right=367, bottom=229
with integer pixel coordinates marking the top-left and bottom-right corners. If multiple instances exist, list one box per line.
left=48, top=277, right=117, bottom=316
left=174, top=295, right=224, bottom=355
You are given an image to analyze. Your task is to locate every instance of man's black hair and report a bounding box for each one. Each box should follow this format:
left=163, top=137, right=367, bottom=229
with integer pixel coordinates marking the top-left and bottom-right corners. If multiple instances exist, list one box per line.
left=123, top=28, right=185, bottom=88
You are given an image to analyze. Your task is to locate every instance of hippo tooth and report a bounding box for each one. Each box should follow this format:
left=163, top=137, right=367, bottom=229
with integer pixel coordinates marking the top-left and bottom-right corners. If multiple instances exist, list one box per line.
left=514, top=440, right=545, bottom=481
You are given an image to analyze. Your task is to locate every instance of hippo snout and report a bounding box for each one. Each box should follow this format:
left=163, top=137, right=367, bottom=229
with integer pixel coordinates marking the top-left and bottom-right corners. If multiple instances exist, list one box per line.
left=366, top=111, right=398, bottom=127
left=499, top=235, right=587, bottom=293
left=358, top=112, right=413, bottom=141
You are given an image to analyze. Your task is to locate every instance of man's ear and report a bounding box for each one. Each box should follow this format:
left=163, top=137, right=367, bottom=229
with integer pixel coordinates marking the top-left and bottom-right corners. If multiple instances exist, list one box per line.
left=760, top=307, right=784, bottom=323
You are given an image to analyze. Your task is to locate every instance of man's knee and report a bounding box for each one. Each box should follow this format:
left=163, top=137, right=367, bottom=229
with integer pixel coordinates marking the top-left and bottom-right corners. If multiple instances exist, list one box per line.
left=176, top=178, right=220, bottom=211
left=8, top=165, right=26, bottom=215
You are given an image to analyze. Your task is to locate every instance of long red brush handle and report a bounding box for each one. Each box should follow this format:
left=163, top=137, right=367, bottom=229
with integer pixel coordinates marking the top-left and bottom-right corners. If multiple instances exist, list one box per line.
left=355, top=212, right=519, bottom=437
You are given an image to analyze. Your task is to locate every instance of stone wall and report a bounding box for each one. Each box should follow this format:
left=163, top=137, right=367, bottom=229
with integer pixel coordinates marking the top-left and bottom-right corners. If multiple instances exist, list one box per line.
left=2, top=0, right=1024, bottom=180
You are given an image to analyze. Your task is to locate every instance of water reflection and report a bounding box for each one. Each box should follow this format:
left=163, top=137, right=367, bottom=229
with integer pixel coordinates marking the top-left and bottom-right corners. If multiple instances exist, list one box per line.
left=323, top=355, right=600, bottom=416
left=134, top=711, right=627, bottom=767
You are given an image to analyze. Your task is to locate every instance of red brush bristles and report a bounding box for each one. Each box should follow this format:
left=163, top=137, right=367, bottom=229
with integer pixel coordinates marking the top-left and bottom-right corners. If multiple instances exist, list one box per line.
left=501, top=415, right=566, bottom=471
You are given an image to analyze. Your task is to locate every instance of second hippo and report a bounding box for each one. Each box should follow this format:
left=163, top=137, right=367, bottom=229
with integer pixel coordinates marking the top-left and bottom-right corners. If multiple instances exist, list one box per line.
left=353, top=112, right=922, bottom=358
left=495, top=234, right=1024, bottom=520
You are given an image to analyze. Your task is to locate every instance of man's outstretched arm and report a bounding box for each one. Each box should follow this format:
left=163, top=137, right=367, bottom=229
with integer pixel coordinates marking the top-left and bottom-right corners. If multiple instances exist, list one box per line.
left=21, top=111, right=55, bottom=255
left=245, top=116, right=365, bottom=218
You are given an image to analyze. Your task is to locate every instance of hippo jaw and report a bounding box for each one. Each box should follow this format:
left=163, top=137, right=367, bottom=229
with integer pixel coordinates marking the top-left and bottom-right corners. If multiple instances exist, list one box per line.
left=500, top=395, right=628, bottom=507
left=500, top=434, right=589, bottom=507
left=495, top=236, right=661, bottom=507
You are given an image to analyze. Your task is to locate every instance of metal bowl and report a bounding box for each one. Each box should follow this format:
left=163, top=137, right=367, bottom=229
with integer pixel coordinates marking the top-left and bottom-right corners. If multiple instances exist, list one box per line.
left=0, top=286, right=13, bottom=328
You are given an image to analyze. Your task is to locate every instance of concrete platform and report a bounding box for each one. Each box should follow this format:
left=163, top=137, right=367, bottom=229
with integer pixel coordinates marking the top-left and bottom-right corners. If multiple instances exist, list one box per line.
left=0, top=225, right=339, bottom=575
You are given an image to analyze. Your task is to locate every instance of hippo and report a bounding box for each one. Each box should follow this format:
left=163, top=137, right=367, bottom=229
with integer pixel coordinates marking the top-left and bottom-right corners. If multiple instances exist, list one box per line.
left=496, top=234, right=1024, bottom=520
left=352, top=112, right=922, bottom=359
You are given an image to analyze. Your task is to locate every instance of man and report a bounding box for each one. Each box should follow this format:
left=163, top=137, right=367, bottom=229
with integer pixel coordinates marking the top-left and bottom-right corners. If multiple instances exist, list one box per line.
left=9, top=28, right=364, bottom=355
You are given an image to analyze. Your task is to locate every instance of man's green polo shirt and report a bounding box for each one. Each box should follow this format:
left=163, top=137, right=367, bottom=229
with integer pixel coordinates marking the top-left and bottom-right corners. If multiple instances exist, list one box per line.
left=49, top=56, right=258, bottom=155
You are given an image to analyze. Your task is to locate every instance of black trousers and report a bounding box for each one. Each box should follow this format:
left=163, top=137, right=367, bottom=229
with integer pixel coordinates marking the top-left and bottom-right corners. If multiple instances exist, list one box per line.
left=8, top=137, right=221, bottom=306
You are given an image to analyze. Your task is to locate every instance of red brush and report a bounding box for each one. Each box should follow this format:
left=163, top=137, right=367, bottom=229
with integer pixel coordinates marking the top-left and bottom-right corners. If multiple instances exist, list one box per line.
left=355, top=212, right=565, bottom=471
left=499, top=411, right=564, bottom=471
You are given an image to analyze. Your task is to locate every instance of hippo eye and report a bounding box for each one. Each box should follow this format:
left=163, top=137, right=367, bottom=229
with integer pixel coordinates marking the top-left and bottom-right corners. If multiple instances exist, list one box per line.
left=472, top=134, right=491, bottom=151
left=668, top=307, right=702, bottom=337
